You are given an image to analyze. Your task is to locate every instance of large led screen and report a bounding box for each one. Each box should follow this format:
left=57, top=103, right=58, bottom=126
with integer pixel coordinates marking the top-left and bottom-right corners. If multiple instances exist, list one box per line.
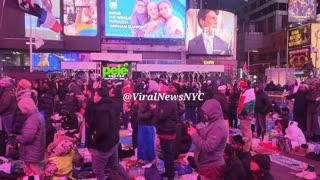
left=105, top=0, right=186, bottom=39
left=63, top=0, right=98, bottom=36
left=288, top=0, right=317, bottom=22
left=186, top=9, right=235, bottom=55
left=32, top=53, right=80, bottom=72
left=288, top=47, right=310, bottom=69
left=25, top=1, right=61, bottom=40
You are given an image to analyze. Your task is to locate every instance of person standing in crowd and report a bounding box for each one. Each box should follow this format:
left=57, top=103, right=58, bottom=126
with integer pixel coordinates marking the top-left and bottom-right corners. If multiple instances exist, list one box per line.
left=170, top=82, right=185, bottom=122
left=151, top=85, right=178, bottom=180
left=188, top=99, right=227, bottom=180
left=238, top=81, right=256, bottom=152
left=228, top=86, right=240, bottom=128
left=85, top=88, right=129, bottom=180
left=213, top=85, right=229, bottom=142
left=137, top=80, right=158, bottom=165
left=185, top=82, right=199, bottom=125
left=250, top=154, right=274, bottom=180
left=286, top=83, right=308, bottom=132
left=0, top=77, right=16, bottom=154
left=15, top=95, right=46, bottom=176
left=305, top=80, right=320, bottom=140
left=254, top=83, right=272, bottom=141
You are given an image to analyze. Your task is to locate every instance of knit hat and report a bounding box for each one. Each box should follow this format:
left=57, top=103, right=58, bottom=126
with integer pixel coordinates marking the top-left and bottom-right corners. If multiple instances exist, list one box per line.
left=18, top=79, right=32, bottom=89
left=218, top=85, right=227, bottom=91
left=17, top=96, right=37, bottom=114
left=0, top=77, right=13, bottom=85
left=252, top=154, right=271, bottom=171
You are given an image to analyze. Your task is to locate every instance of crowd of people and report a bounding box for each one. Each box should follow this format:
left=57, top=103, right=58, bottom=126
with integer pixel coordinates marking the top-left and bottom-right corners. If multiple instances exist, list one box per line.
left=0, top=75, right=318, bottom=180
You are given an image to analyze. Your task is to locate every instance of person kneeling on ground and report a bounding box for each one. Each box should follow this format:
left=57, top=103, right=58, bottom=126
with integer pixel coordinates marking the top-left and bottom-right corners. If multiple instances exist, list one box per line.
left=224, top=143, right=247, bottom=180
left=250, top=154, right=274, bottom=180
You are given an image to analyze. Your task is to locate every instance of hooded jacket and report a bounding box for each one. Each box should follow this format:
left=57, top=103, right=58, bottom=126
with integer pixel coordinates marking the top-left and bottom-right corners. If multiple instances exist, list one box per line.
left=192, top=99, right=227, bottom=169
left=16, top=97, right=46, bottom=163
left=285, top=121, right=306, bottom=148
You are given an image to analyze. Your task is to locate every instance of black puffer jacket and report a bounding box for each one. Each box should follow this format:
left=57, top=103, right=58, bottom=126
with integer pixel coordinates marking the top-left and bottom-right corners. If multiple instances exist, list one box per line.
left=153, top=100, right=178, bottom=136
left=255, top=90, right=272, bottom=114
left=213, top=92, right=229, bottom=120
left=38, top=88, right=56, bottom=116
left=85, top=97, right=120, bottom=152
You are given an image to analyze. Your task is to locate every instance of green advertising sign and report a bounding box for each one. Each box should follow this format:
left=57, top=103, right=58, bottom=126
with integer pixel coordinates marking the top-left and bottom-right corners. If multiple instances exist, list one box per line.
left=102, top=63, right=129, bottom=78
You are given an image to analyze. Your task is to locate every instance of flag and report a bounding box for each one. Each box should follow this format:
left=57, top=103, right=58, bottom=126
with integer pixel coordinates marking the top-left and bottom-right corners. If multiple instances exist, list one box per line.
left=17, top=0, right=61, bottom=33
left=37, top=8, right=62, bottom=33
left=34, top=32, right=44, bottom=49
left=18, top=0, right=42, bottom=18
left=243, top=62, right=248, bottom=76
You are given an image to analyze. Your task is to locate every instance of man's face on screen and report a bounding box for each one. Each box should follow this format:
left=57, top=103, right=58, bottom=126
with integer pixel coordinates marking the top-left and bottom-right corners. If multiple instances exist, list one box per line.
left=200, top=11, right=218, bottom=36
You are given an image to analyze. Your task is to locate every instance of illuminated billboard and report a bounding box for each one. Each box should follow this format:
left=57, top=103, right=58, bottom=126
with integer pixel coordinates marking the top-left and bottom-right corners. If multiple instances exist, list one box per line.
left=186, top=9, right=235, bottom=55
left=25, top=1, right=61, bottom=40
left=63, top=0, right=98, bottom=36
left=32, top=53, right=83, bottom=72
left=288, top=25, right=311, bottom=48
left=288, top=47, right=310, bottom=69
left=288, top=0, right=317, bottom=22
left=105, top=0, right=186, bottom=39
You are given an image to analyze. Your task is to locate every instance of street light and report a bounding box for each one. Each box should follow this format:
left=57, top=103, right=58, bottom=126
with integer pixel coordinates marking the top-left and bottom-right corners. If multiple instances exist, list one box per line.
left=247, top=50, right=259, bottom=76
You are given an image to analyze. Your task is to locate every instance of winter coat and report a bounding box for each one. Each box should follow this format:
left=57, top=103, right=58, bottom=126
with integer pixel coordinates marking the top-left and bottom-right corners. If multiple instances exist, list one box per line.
left=225, top=155, right=247, bottom=180
left=285, top=121, right=306, bottom=148
left=16, top=110, right=46, bottom=163
left=306, top=89, right=320, bottom=113
left=85, top=97, right=120, bottom=152
left=138, top=99, right=156, bottom=126
left=255, top=90, right=272, bottom=114
left=38, top=88, right=56, bottom=116
left=192, top=99, right=227, bottom=169
left=213, top=92, right=229, bottom=120
left=153, top=100, right=178, bottom=136
left=286, top=91, right=308, bottom=117
left=0, top=84, right=16, bottom=115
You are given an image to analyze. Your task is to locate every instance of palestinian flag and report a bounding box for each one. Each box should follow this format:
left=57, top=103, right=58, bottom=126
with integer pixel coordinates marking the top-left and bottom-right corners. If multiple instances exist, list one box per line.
left=243, top=62, right=248, bottom=76
left=237, top=88, right=255, bottom=117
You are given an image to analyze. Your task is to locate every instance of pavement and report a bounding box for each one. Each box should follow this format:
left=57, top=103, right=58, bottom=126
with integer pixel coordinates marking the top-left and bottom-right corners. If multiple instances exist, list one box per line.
left=270, top=153, right=320, bottom=180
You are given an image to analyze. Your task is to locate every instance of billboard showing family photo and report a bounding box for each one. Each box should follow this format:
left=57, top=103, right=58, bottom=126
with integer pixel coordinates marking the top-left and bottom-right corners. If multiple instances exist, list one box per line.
left=105, top=0, right=186, bottom=39
left=63, top=0, right=98, bottom=36
left=288, top=0, right=317, bottom=22
left=186, top=9, right=235, bottom=55
left=25, top=0, right=61, bottom=40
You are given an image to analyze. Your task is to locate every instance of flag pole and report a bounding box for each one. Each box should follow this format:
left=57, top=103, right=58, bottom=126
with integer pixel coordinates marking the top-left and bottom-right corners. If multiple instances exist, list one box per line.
left=29, top=14, right=33, bottom=73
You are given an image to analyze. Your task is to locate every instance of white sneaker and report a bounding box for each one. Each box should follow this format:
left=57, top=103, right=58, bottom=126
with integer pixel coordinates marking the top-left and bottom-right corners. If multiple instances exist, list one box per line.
left=303, top=171, right=317, bottom=180
left=295, top=171, right=309, bottom=178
